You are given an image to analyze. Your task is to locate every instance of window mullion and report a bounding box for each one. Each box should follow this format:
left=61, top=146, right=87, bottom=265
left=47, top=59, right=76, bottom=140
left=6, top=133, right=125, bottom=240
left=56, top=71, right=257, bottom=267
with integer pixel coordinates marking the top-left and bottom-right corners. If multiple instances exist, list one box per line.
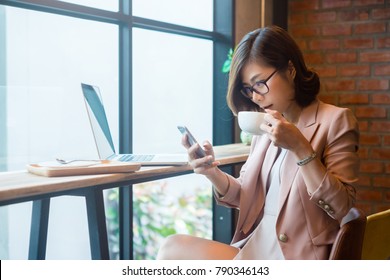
left=212, top=0, right=235, bottom=244
left=118, top=0, right=133, bottom=262
left=1, top=0, right=125, bottom=24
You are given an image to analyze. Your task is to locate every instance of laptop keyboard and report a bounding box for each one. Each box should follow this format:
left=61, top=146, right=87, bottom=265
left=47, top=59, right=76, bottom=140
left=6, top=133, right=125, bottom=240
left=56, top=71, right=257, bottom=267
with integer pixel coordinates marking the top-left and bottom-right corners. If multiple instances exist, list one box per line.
left=119, top=154, right=154, bottom=162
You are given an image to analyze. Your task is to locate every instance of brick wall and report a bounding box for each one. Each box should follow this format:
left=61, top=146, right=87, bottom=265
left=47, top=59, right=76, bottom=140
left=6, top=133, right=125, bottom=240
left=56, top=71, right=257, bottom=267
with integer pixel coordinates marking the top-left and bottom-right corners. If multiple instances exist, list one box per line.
left=288, top=0, right=390, bottom=215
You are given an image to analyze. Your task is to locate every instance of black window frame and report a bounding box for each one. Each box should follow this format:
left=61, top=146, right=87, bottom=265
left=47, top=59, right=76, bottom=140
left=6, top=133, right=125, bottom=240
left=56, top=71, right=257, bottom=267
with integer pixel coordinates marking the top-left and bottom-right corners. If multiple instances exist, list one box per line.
left=0, top=0, right=234, bottom=259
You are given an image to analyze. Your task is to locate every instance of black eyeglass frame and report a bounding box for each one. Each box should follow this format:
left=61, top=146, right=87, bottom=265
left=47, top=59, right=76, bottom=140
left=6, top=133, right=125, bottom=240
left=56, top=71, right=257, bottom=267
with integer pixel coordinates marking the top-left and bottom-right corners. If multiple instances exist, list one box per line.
left=240, top=69, right=278, bottom=99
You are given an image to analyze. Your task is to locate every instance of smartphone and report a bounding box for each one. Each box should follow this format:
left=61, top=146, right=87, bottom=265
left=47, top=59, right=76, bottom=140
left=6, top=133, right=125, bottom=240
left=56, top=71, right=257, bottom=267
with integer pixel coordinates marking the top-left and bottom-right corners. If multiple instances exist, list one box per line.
left=177, top=125, right=207, bottom=159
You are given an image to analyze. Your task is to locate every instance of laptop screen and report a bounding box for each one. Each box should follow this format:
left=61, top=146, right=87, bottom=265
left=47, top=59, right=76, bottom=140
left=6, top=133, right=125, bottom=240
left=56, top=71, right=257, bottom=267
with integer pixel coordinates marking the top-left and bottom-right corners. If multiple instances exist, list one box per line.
left=81, top=83, right=116, bottom=160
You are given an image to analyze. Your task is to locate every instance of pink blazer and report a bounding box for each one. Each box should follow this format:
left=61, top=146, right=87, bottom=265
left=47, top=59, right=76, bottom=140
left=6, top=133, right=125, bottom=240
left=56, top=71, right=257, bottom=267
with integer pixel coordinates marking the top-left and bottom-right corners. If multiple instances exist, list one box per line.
left=216, top=100, right=359, bottom=259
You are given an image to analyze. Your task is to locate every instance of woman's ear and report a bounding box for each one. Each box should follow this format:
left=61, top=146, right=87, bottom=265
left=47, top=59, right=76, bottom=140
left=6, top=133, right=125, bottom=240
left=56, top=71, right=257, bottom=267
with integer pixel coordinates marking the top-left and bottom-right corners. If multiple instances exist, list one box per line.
left=288, top=60, right=296, bottom=79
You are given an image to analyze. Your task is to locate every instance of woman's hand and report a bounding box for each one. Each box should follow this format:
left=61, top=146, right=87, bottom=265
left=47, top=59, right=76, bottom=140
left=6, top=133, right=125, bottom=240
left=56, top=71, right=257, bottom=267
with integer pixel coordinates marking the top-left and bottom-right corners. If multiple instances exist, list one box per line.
left=260, top=109, right=312, bottom=157
left=181, top=134, right=220, bottom=176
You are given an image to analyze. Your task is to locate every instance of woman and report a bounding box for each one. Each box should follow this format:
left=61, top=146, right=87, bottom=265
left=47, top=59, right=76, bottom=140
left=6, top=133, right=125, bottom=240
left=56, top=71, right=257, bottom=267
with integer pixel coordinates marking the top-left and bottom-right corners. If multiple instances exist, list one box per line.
left=157, top=26, right=359, bottom=260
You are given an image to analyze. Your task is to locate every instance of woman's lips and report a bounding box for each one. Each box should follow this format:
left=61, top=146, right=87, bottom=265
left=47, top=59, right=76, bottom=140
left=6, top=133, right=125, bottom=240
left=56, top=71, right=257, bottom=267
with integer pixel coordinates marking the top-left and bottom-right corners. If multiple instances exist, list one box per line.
left=262, top=104, right=272, bottom=110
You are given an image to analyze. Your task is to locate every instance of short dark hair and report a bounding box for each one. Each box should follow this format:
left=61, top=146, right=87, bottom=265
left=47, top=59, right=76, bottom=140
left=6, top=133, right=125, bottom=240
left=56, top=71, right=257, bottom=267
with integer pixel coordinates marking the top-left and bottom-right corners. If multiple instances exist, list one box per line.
left=226, top=25, right=320, bottom=115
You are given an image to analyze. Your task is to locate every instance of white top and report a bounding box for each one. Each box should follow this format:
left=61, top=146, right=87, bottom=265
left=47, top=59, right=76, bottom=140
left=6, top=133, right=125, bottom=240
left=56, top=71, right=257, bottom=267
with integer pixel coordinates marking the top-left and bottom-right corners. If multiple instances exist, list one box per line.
left=233, top=148, right=287, bottom=260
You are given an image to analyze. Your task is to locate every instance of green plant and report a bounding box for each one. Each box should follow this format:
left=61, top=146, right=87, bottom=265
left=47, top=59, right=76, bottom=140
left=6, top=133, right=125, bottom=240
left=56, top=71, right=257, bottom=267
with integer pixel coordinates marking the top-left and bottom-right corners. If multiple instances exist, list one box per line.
left=222, top=48, right=233, bottom=73
left=105, top=180, right=212, bottom=260
left=105, top=188, right=120, bottom=259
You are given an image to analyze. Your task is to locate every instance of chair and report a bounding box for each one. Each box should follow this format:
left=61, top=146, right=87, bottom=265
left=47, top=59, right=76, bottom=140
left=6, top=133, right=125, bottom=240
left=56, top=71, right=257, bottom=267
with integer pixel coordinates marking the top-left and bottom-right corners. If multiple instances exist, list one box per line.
left=361, top=208, right=390, bottom=260
left=329, top=207, right=366, bottom=260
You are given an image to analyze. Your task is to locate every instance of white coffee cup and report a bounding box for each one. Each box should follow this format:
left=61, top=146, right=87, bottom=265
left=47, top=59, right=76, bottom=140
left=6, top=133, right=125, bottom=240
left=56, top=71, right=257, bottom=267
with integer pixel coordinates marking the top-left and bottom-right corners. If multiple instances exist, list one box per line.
left=238, top=111, right=266, bottom=135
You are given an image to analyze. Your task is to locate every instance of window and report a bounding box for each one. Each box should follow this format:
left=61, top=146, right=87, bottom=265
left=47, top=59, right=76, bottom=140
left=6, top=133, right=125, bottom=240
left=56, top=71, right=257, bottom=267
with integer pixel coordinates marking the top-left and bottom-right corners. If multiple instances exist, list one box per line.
left=133, top=0, right=213, bottom=30
left=0, top=0, right=233, bottom=259
left=0, top=5, right=118, bottom=260
left=58, top=0, right=118, bottom=11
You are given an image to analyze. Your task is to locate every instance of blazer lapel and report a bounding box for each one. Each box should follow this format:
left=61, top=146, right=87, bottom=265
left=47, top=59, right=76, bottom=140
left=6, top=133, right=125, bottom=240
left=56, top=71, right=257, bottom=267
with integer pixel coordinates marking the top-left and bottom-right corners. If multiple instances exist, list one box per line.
left=279, top=101, right=320, bottom=211
left=241, top=137, right=281, bottom=234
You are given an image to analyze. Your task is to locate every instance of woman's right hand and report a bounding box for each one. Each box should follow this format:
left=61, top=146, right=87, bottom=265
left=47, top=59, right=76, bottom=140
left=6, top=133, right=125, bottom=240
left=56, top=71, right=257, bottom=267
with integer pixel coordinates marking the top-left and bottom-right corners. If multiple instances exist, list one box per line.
left=181, top=134, right=220, bottom=176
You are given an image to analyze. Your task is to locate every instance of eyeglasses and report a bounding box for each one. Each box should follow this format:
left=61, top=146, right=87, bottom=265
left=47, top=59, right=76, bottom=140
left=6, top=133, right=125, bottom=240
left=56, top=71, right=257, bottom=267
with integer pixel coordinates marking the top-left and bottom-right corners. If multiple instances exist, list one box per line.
left=240, top=69, right=278, bottom=99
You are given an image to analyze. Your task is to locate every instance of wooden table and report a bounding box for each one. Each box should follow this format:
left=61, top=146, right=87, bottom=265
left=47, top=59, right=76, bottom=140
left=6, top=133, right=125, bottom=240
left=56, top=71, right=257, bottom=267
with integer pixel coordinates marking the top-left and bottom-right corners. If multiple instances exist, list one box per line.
left=0, top=143, right=250, bottom=259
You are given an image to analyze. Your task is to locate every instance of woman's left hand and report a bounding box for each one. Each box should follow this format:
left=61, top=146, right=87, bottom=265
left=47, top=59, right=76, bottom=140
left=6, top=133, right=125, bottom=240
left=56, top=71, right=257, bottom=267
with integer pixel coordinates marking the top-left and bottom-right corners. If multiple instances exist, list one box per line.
left=260, top=109, right=309, bottom=153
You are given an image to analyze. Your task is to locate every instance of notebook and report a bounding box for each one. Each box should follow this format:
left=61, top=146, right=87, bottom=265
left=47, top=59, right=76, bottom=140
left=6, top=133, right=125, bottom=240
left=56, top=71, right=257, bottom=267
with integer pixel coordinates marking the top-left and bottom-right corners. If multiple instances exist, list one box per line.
left=81, top=83, right=188, bottom=166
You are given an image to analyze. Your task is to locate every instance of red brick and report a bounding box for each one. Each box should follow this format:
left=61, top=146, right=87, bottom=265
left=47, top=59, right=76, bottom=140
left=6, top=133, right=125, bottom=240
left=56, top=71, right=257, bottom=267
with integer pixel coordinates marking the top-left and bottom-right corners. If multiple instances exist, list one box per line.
left=322, top=24, right=352, bottom=36
left=355, top=0, right=386, bottom=6
left=339, top=10, right=369, bottom=21
left=377, top=37, right=390, bottom=48
left=376, top=204, right=390, bottom=212
left=354, top=202, right=372, bottom=214
left=309, top=39, right=340, bottom=50
left=339, top=93, right=369, bottom=104
left=304, top=53, right=324, bottom=64
left=372, top=8, right=390, bottom=20
left=290, top=26, right=320, bottom=37
left=324, top=80, right=355, bottom=91
left=386, top=162, right=390, bottom=173
left=386, top=190, right=390, bottom=201
left=326, top=52, right=357, bottom=63
left=295, top=39, right=307, bottom=51
left=359, top=121, right=369, bottom=132
left=360, top=51, right=390, bottom=62
left=289, top=13, right=306, bottom=25
left=322, top=0, right=352, bottom=9
left=371, top=148, right=390, bottom=160
left=307, top=12, right=336, bottom=24
left=358, top=147, right=369, bottom=158
left=374, top=64, right=390, bottom=76
left=360, top=161, right=383, bottom=173
left=289, top=0, right=320, bottom=11
left=371, top=121, right=390, bottom=132
left=373, top=176, right=390, bottom=188
left=372, top=93, right=390, bottom=104
left=339, top=65, right=370, bottom=77
left=358, top=79, right=389, bottom=91
left=384, top=136, right=390, bottom=145
left=355, top=106, right=387, bottom=118
left=356, top=189, right=382, bottom=201
left=344, top=38, right=374, bottom=49
left=355, top=22, right=386, bottom=34
left=360, top=134, right=382, bottom=145
left=318, top=94, right=336, bottom=104
left=357, top=175, right=371, bottom=187
left=315, top=66, right=337, bottom=77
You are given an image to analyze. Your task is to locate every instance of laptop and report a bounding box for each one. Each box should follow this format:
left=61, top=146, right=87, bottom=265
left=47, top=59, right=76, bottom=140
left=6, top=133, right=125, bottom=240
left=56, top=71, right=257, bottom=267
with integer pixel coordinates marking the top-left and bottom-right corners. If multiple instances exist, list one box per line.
left=81, top=83, right=188, bottom=166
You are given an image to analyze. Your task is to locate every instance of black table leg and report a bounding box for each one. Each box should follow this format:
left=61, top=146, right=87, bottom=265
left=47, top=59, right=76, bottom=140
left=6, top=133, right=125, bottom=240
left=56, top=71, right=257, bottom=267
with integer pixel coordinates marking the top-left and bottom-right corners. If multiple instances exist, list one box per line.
left=84, top=189, right=110, bottom=260
left=119, top=185, right=133, bottom=260
left=29, top=198, right=50, bottom=260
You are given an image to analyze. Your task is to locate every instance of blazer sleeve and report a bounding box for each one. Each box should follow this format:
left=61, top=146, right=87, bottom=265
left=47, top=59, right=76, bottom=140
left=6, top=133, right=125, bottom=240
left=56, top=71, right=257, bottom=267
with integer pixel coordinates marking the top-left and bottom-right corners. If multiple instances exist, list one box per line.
left=309, top=107, right=359, bottom=221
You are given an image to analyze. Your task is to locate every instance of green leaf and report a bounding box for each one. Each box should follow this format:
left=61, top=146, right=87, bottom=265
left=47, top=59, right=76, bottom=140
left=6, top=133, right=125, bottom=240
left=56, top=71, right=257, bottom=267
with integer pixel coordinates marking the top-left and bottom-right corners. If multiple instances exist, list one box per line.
left=228, top=48, right=233, bottom=59
left=221, top=48, right=233, bottom=73
left=222, top=60, right=231, bottom=73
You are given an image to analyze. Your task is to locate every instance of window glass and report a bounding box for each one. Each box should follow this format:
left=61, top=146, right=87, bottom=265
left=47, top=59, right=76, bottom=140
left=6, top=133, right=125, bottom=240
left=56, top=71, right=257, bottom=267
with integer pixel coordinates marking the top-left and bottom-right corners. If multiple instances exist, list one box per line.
left=132, top=28, right=213, bottom=153
left=0, top=6, right=118, bottom=259
left=133, top=0, right=213, bottom=31
left=3, top=7, right=118, bottom=169
left=133, top=28, right=213, bottom=153
left=56, top=0, right=118, bottom=11
left=132, top=28, right=213, bottom=259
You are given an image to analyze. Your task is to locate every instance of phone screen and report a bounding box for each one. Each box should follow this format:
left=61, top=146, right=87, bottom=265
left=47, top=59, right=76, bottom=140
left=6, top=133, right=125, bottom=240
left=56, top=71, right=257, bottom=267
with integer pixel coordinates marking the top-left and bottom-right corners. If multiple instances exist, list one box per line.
left=177, top=126, right=207, bottom=158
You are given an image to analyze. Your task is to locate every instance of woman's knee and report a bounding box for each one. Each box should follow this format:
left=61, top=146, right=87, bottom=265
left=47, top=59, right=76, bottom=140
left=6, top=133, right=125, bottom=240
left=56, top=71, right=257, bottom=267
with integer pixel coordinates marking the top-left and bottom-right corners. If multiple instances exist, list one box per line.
left=157, top=234, right=238, bottom=260
left=157, top=234, right=191, bottom=260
